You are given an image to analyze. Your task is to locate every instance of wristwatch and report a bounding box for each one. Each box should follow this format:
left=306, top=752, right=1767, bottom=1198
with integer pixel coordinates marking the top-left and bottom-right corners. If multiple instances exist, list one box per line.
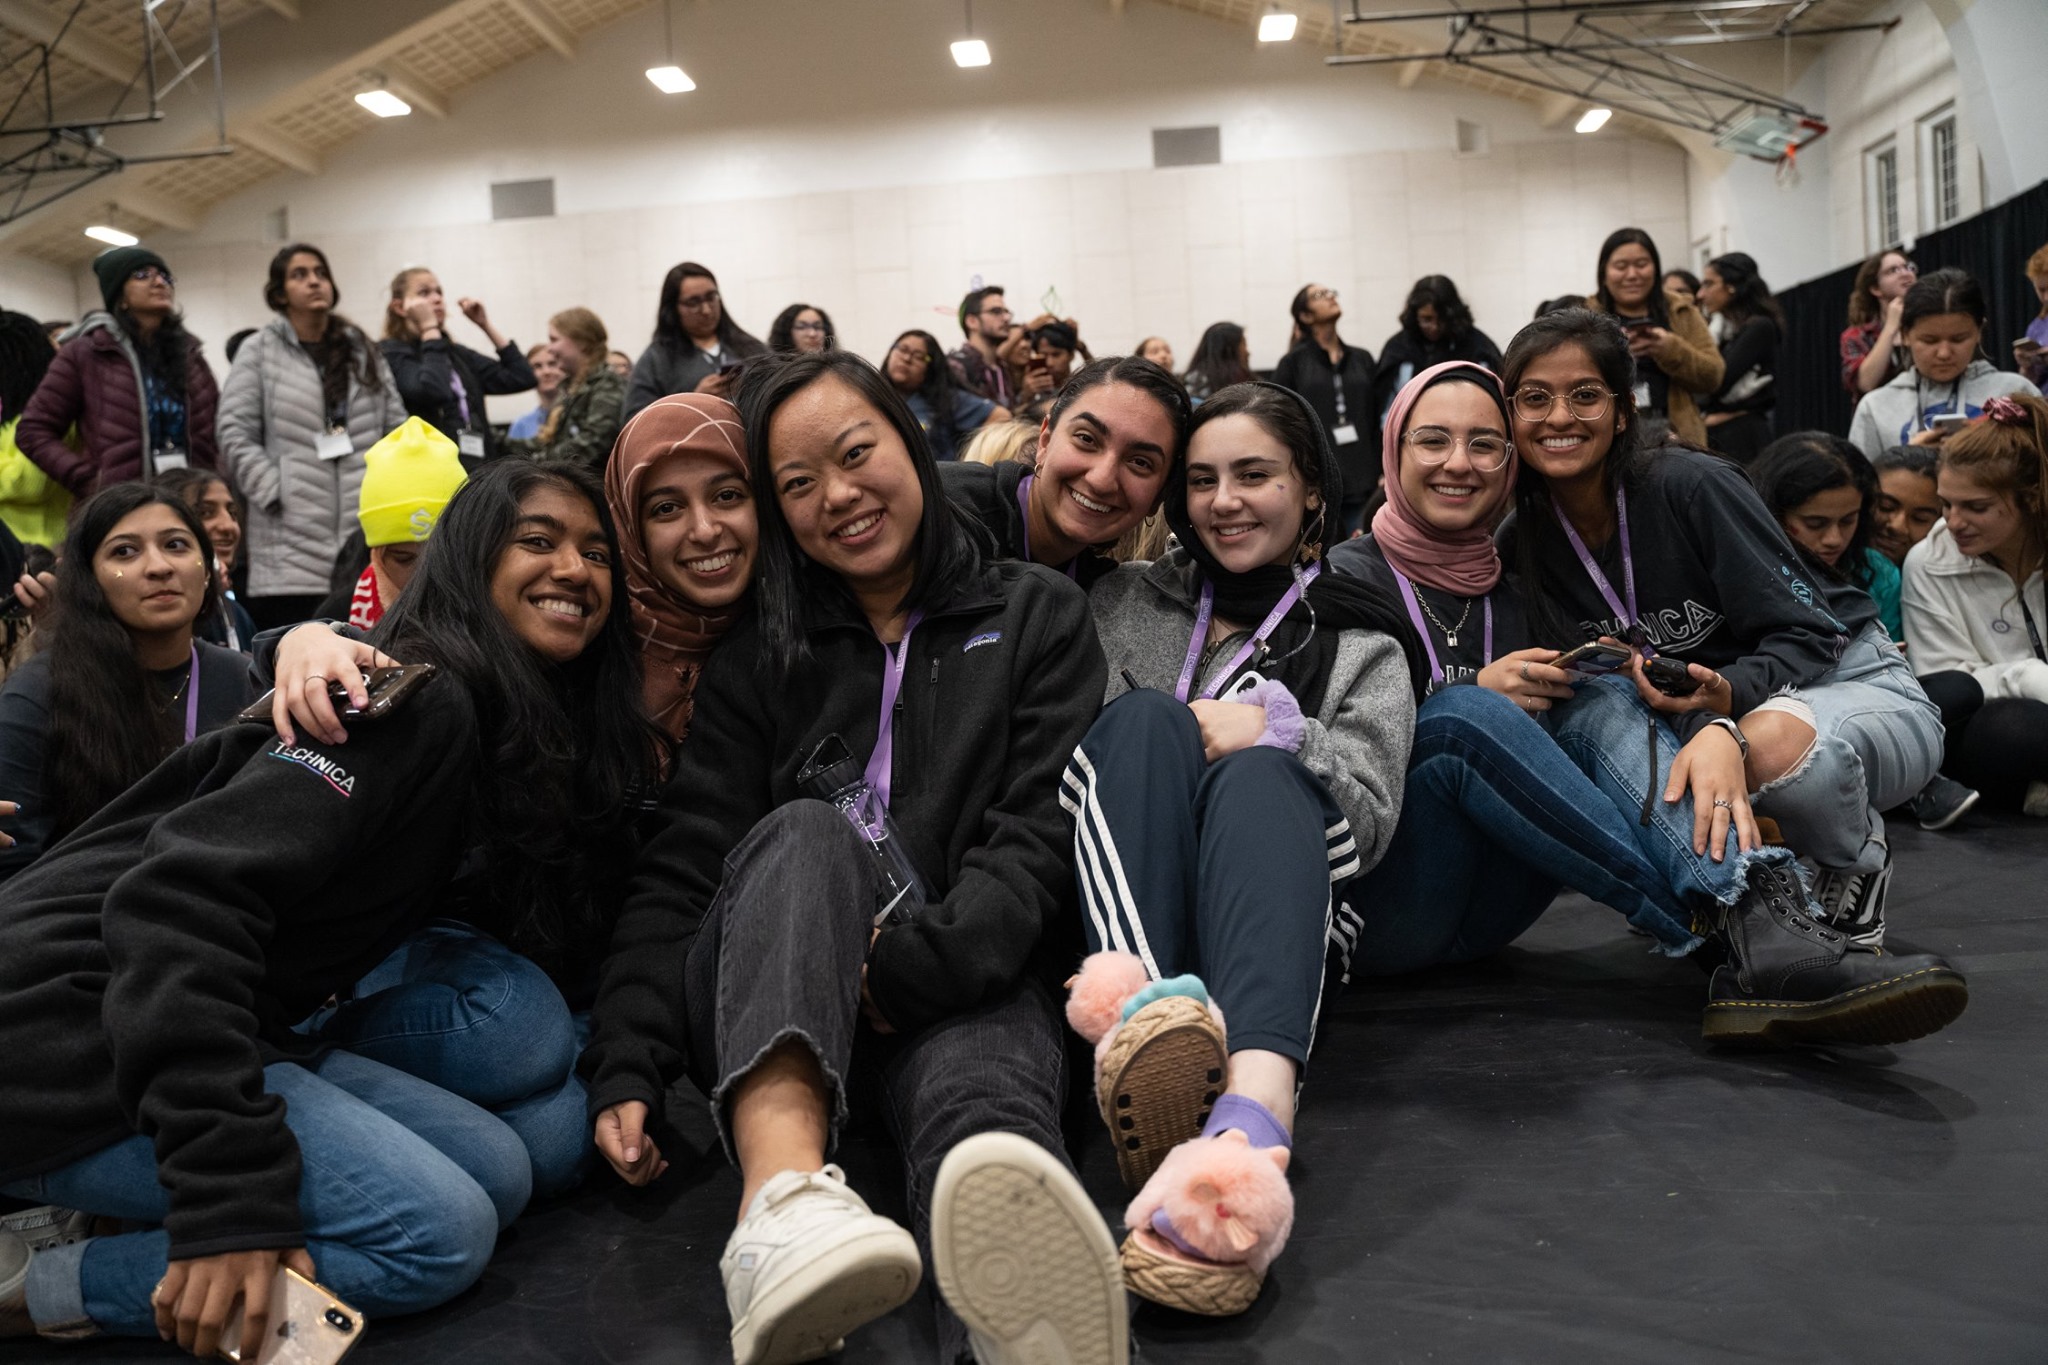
left=1705, top=715, right=1749, bottom=760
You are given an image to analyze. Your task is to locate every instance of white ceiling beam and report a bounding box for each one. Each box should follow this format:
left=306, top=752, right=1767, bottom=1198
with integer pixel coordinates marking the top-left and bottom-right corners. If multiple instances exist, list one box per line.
left=231, top=122, right=321, bottom=175
left=503, top=0, right=576, bottom=60
left=380, top=69, right=447, bottom=120
left=1397, top=59, right=1426, bottom=87
left=0, top=0, right=133, bottom=84
left=106, top=186, right=200, bottom=233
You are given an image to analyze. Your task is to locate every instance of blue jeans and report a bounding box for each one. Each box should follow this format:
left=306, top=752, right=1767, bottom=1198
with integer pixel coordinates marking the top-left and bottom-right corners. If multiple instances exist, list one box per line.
left=298, top=923, right=593, bottom=1198
left=1, top=1050, right=526, bottom=1337
left=1353, top=685, right=1717, bottom=974
left=1747, top=624, right=1943, bottom=874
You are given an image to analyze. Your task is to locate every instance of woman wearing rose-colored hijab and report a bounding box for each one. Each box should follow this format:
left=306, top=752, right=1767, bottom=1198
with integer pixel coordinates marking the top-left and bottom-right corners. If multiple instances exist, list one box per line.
left=1327, top=360, right=1738, bottom=975
left=603, top=392, right=756, bottom=742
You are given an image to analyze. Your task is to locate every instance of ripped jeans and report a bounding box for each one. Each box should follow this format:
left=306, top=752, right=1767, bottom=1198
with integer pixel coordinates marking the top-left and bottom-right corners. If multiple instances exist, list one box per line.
left=1742, top=624, right=1942, bottom=875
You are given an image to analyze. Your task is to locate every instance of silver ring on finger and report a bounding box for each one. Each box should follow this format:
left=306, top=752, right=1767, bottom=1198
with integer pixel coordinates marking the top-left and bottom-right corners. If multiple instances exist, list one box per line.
left=1520, top=663, right=1532, bottom=681
left=1712, top=798, right=1733, bottom=809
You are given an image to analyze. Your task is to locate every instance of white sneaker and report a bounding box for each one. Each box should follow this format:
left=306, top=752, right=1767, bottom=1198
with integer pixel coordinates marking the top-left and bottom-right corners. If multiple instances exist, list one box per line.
left=1, top=1228, right=31, bottom=1338
left=0, top=1206, right=93, bottom=1253
left=932, top=1133, right=1128, bottom=1365
left=721, top=1165, right=921, bottom=1365
left=2025, top=780, right=2048, bottom=819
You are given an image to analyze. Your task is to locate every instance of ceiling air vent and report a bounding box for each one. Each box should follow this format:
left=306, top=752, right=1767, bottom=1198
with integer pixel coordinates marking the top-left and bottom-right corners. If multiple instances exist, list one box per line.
left=1152, top=126, right=1222, bottom=168
left=490, top=178, right=556, bottom=221
left=1454, top=119, right=1490, bottom=157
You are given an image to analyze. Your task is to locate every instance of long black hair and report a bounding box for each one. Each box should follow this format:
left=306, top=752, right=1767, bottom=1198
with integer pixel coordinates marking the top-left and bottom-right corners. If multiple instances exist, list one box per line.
left=768, top=302, right=836, bottom=354
left=1750, top=431, right=1879, bottom=589
left=736, top=350, right=984, bottom=679
left=1175, top=381, right=1427, bottom=705
left=44, top=484, right=221, bottom=839
left=651, top=261, right=763, bottom=359
left=1706, top=252, right=1785, bottom=331
left=1594, top=227, right=1669, bottom=327
left=1399, top=275, right=1478, bottom=348
left=0, top=310, right=54, bottom=422
left=889, top=328, right=966, bottom=455
left=1187, top=322, right=1252, bottom=394
left=263, top=242, right=380, bottom=390
left=1501, top=308, right=1652, bottom=644
left=374, top=459, right=663, bottom=978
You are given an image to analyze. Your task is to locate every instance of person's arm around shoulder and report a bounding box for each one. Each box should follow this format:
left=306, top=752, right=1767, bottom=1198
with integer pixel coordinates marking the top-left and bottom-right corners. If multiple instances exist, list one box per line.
left=1288, top=631, right=1415, bottom=876
left=16, top=342, right=94, bottom=495
left=864, top=570, right=1109, bottom=1034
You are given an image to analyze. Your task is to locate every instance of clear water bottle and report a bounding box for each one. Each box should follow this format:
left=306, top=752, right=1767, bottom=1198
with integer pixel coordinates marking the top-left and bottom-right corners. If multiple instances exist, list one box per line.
left=797, top=734, right=928, bottom=926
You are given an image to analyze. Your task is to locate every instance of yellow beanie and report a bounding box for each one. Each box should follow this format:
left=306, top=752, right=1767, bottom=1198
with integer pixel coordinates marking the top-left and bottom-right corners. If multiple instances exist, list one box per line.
left=358, top=417, right=468, bottom=547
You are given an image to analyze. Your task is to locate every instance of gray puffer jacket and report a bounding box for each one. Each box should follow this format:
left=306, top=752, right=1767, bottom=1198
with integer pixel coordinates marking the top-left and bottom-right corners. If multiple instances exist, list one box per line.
left=1088, top=551, right=1414, bottom=874
left=217, top=317, right=405, bottom=599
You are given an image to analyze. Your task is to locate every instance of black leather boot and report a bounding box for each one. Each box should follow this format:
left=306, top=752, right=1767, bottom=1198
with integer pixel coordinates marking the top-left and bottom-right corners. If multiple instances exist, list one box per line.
left=1700, top=861, right=1968, bottom=1046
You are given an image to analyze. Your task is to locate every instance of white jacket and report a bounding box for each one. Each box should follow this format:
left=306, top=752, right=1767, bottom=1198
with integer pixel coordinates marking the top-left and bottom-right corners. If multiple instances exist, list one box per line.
left=1900, top=520, right=2048, bottom=701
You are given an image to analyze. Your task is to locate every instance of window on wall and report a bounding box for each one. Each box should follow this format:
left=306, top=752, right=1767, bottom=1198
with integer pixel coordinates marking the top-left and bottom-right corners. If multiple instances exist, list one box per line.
left=1921, top=107, right=1961, bottom=229
left=1866, top=140, right=1901, bottom=251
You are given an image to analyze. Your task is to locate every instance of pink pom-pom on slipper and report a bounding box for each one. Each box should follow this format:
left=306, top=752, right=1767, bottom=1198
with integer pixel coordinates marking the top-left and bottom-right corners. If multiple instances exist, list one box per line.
left=1065, top=951, right=1151, bottom=1044
left=1125, top=1130, right=1295, bottom=1275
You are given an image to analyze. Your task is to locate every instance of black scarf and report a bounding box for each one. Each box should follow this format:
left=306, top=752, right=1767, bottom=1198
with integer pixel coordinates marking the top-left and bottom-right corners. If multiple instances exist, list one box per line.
left=1167, top=382, right=1427, bottom=711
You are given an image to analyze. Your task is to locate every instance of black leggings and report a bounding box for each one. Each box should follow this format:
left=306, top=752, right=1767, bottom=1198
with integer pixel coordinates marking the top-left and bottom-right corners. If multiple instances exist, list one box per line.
left=1920, top=671, right=2048, bottom=808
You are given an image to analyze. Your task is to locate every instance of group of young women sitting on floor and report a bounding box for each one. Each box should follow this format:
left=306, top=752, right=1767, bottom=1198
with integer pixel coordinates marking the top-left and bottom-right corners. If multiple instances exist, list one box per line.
left=6, top=305, right=2039, bottom=1365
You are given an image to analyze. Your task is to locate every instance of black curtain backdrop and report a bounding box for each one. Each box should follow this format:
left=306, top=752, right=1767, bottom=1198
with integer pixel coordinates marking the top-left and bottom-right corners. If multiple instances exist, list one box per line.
left=1776, top=178, right=2048, bottom=438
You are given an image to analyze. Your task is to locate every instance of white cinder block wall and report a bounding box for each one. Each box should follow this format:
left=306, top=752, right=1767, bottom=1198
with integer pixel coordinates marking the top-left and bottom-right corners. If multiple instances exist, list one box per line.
left=120, top=0, right=1687, bottom=401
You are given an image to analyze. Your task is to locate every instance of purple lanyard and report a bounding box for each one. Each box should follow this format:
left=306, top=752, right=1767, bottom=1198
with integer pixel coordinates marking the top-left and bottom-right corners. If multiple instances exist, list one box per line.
left=182, top=643, right=200, bottom=744
left=863, top=610, right=925, bottom=818
left=1551, top=486, right=1642, bottom=645
left=1390, top=568, right=1492, bottom=684
left=1014, top=475, right=1079, bottom=581
left=450, top=367, right=471, bottom=426
left=1174, top=563, right=1321, bottom=703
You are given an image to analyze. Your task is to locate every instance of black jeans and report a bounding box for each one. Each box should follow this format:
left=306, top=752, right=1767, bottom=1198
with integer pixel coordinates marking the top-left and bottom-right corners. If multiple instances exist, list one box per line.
left=684, top=800, right=1069, bottom=1364
left=1919, top=669, right=2048, bottom=808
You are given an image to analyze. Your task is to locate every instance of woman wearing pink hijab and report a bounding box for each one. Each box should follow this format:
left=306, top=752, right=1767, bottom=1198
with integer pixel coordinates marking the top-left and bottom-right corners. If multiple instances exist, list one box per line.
left=1326, top=361, right=1733, bottom=973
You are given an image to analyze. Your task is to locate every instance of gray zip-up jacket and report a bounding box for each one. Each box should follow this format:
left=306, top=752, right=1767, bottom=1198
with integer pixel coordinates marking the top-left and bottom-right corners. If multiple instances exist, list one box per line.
left=1847, top=359, right=2039, bottom=460
left=217, top=317, right=404, bottom=599
left=1087, top=551, right=1414, bottom=875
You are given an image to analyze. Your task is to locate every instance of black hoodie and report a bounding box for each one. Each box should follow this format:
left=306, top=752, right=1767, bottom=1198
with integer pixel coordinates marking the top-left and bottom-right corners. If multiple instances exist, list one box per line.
left=1501, top=446, right=1879, bottom=740
left=938, top=459, right=1122, bottom=588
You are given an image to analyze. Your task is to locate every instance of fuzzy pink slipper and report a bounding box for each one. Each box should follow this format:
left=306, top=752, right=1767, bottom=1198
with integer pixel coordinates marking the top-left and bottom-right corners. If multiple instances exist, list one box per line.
left=1120, top=1130, right=1295, bottom=1316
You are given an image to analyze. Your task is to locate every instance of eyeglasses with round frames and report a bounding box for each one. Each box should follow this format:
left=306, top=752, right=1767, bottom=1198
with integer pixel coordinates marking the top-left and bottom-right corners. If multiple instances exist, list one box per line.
left=130, top=265, right=174, bottom=287
left=1512, top=385, right=1615, bottom=423
left=1404, top=428, right=1511, bottom=472
left=679, top=290, right=721, bottom=312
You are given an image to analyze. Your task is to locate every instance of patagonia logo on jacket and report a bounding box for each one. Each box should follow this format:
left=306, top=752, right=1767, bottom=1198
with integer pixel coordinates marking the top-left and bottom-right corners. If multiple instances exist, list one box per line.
left=269, top=742, right=356, bottom=797
left=964, top=631, right=1002, bottom=652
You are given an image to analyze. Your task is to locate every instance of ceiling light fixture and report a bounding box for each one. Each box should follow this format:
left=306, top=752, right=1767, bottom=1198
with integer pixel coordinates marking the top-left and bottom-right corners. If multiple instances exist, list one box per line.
left=953, top=0, right=990, bottom=67
left=1258, top=7, right=1298, bottom=42
left=354, top=78, right=411, bottom=118
left=646, top=0, right=694, bottom=93
left=84, top=224, right=139, bottom=247
left=1575, top=107, right=1612, bottom=134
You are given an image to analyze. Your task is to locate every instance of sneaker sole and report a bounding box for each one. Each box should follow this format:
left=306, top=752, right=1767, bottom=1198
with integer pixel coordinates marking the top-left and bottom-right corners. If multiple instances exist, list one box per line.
left=730, top=1223, right=922, bottom=1365
left=1120, top=1225, right=1264, bottom=1318
left=1918, top=788, right=1980, bottom=832
left=1096, top=997, right=1229, bottom=1192
left=1702, top=966, right=1969, bottom=1047
left=932, top=1132, right=1127, bottom=1365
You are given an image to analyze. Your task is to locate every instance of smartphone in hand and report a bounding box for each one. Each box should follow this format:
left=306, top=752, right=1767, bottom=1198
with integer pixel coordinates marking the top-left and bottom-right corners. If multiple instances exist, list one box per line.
left=218, top=1268, right=364, bottom=1365
left=1553, top=640, right=1633, bottom=677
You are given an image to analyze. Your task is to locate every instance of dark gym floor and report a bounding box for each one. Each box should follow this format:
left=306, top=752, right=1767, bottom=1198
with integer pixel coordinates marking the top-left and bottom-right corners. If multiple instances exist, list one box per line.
left=26, top=810, right=2047, bottom=1364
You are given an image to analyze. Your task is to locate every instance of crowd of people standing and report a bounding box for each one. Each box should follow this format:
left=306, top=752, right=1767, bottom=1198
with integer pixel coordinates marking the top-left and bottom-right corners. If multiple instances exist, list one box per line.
left=0, top=219, right=2041, bottom=1365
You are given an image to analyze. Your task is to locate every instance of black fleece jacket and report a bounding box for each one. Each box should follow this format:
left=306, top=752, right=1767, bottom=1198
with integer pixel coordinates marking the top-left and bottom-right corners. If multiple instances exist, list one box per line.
left=0, top=679, right=477, bottom=1259
left=938, top=459, right=1122, bottom=588
left=1502, top=447, right=1877, bottom=739
left=380, top=336, right=535, bottom=463
left=582, top=560, right=1105, bottom=1120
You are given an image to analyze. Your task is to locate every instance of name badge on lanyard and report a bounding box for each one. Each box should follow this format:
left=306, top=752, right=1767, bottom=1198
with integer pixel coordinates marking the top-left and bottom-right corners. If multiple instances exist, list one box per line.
left=315, top=428, right=353, bottom=461
left=1331, top=424, right=1360, bottom=446
left=458, top=431, right=486, bottom=459
left=152, top=447, right=189, bottom=472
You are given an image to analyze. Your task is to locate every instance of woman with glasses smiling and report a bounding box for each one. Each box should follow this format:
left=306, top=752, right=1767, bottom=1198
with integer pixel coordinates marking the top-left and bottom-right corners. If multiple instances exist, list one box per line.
left=622, top=262, right=765, bottom=421
left=884, top=329, right=1008, bottom=461
left=767, top=302, right=836, bottom=356
left=1491, top=308, right=1964, bottom=1046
